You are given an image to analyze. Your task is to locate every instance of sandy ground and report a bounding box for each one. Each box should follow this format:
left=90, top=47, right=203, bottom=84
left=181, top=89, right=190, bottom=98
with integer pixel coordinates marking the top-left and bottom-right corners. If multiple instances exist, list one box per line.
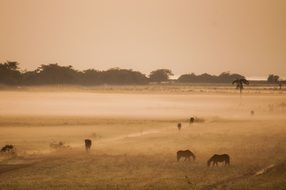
left=0, top=87, right=285, bottom=189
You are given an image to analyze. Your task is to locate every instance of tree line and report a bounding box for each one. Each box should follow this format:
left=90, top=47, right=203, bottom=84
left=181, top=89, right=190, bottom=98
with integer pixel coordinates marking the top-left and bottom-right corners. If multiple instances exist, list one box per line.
left=0, top=61, right=282, bottom=85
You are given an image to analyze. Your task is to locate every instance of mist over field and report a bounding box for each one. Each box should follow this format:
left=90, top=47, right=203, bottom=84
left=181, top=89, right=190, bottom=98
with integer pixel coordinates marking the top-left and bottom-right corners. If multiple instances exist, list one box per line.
left=0, top=86, right=285, bottom=190
left=1, top=0, right=286, bottom=189
left=0, top=90, right=275, bottom=118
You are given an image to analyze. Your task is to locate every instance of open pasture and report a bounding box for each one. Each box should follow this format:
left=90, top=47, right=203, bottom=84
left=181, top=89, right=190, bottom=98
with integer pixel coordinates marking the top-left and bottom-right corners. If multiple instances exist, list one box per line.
left=0, top=87, right=285, bottom=189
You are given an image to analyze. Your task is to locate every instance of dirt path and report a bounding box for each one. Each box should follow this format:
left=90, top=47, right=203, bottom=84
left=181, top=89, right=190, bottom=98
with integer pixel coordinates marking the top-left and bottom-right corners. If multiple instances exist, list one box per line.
left=100, top=129, right=161, bottom=142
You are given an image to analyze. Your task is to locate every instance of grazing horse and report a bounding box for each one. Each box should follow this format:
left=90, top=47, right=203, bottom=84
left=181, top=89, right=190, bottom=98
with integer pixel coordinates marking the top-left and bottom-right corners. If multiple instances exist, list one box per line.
left=207, top=154, right=230, bottom=167
left=250, top=110, right=255, bottom=116
left=84, top=139, right=92, bottom=151
left=1, top=145, right=14, bottom=153
left=177, top=123, right=182, bottom=131
left=177, top=150, right=196, bottom=161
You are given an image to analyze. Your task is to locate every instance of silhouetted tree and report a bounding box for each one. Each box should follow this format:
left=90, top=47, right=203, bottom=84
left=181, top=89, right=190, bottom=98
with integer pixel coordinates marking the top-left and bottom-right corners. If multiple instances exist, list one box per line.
left=81, top=68, right=148, bottom=85
left=232, top=78, right=249, bottom=94
left=267, top=74, right=280, bottom=83
left=267, top=74, right=285, bottom=89
left=177, top=72, right=244, bottom=83
left=196, top=73, right=215, bottom=83
left=0, top=61, right=21, bottom=85
left=81, top=69, right=102, bottom=85
left=100, top=68, right=148, bottom=85
left=35, top=63, right=81, bottom=85
left=0, top=61, right=255, bottom=86
left=217, top=72, right=244, bottom=83
left=22, top=71, right=39, bottom=85
left=149, top=69, right=173, bottom=82
left=177, top=73, right=197, bottom=83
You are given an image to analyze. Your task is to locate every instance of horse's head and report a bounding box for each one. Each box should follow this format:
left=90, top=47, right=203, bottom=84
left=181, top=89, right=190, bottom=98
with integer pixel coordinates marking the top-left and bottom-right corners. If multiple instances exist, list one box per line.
left=192, top=154, right=196, bottom=161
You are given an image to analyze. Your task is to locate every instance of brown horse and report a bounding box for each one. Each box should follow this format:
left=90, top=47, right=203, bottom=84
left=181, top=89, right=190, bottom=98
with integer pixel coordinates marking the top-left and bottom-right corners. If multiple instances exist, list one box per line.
left=1, top=145, right=15, bottom=153
left=207, top=154, right=230, bottom=167
left=177, top=150, right=196, bottom=161
left=84, top=139, right=92, bottom=151
left=250, top=110, right=255, bottom=116
left=177, top=123, right=182, bottom=131
left=189, top=117, right=195, bottom=123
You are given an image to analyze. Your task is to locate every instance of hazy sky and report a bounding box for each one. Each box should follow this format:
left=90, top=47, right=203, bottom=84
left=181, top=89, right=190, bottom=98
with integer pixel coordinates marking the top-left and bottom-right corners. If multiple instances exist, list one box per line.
left=1, top=0, right=285, bottom=78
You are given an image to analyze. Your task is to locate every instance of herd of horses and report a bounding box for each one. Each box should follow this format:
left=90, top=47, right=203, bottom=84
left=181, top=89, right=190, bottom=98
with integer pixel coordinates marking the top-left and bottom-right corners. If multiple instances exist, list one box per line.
left=83, top=140, right=230, bottom=167
left=177, top=150, right=230, bottom=167
left=175, top=117, right=231, bottom=167
left=82, top=116, right=231, bottom=167
left=1, top=116, right=230, bottom=167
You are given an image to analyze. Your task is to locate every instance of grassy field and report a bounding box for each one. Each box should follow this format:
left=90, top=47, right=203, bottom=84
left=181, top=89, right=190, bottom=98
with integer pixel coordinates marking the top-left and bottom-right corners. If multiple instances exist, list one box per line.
left=0, top=86, right=285, bottom=189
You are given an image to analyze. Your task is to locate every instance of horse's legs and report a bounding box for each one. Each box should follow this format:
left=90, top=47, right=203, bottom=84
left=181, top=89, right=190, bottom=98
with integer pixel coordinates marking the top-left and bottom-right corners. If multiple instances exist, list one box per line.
left=177, top=155, right=180, bottom=161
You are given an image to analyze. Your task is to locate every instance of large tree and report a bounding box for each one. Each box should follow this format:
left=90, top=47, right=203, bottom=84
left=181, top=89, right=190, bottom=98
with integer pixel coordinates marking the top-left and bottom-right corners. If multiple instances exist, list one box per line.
left=149, top=69, right=173, bottom=82
left=267, top=74, right=280, bottom=83
left=232, top=78, right=249, bottom=94
left=267, top=74, right=284, bottom=89
left=35, top=63, right=80, bottom=84
left=0, top=61, right=21, bottom=85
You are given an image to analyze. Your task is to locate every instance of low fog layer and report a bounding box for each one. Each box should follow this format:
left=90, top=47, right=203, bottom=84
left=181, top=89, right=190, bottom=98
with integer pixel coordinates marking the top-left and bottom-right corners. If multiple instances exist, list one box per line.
left=0, top=91, right=284, bottom=119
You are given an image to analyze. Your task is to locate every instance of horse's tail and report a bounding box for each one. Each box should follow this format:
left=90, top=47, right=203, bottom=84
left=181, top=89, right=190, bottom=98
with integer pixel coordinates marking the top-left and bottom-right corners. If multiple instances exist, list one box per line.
left=177, top=153, right=180, bottom=161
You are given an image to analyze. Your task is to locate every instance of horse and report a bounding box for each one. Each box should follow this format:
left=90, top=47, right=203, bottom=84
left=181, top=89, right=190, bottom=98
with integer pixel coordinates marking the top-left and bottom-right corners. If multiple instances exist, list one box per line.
left=1, top=145, right=15, bottom=153
left=250, top=110, right=255, bottom=116
left=189, top=117, right=195, bottom=123
left=177, top=150, right=196, bottom=161
left=177, top=123, right=182, bottom=131
left=207, top=154, right=230, bottom=167
left=84, top=139, right=92, bottom=151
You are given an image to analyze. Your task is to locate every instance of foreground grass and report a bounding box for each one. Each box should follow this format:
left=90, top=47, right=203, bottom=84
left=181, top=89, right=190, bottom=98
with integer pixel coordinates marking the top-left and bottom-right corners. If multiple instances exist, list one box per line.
left=0, top=116, right=286, bottom=190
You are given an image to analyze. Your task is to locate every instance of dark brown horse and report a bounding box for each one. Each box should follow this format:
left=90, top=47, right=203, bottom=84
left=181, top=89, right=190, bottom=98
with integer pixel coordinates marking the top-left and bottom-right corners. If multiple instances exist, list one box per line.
left=84, top=139, right=92, bottom=151
left=177, top=123, right=182, bottom=131
left=190, top=117, right=195, bottom=123
left=207, top=154, right=230, bottom=167
left=1, top=145, right=15, bottom=154
left=177, top=150, right=196, bottom=161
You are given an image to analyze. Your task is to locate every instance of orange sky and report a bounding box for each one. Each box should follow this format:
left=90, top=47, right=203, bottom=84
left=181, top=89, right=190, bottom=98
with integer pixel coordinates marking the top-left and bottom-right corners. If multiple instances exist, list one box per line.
left=0, top=0, right=285, bottom=78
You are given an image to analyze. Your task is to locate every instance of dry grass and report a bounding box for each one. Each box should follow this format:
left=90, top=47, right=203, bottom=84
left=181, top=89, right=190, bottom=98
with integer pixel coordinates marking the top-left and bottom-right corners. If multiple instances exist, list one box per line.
left=0, top=116, right=285, bottom=190
left=0, top=87, right=285, bottom=189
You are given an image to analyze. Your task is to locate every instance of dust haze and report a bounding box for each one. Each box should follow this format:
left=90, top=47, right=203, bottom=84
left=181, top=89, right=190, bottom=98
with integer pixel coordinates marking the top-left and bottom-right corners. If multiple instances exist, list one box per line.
left=0, top=86, right=285, bottom=189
